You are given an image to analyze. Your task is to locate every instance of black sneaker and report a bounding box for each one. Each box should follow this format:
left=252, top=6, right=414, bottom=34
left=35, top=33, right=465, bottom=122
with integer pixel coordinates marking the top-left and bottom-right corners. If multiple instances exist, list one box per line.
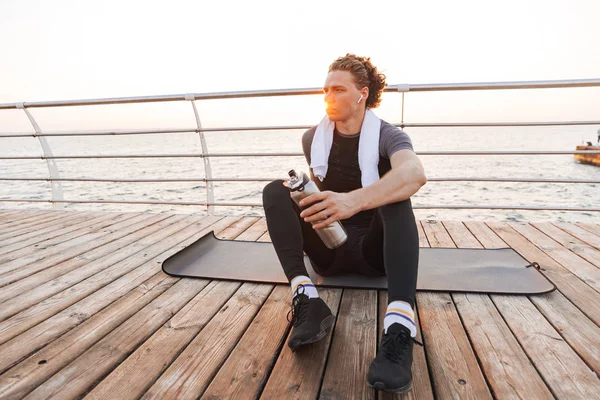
left=287, top=286, right=335, bottom=352
left=367, top=323, right=423, bottom=393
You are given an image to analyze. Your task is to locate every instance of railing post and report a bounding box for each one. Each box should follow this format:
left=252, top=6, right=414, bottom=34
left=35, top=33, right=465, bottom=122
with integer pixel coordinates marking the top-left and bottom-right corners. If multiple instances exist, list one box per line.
left=16, top=102, right=64, bottom=209
left=185, top=94, right=215, bottom=214
left=401, top=92, right=405, bottom=128
left=397, top=84, right=409, bottom=129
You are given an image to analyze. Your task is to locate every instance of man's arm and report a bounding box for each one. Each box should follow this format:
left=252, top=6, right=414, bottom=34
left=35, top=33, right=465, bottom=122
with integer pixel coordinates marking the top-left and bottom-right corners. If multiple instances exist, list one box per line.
left=350, top=149, right=426, bottom=211
left=300, top=149, right=426, bottom=229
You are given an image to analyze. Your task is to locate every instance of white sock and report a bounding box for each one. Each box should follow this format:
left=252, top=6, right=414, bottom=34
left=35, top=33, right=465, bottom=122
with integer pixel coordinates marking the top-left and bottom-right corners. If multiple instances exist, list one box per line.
left=290, top=275, right=318, bottom=299
left=384, top=301, right=417, bottom=337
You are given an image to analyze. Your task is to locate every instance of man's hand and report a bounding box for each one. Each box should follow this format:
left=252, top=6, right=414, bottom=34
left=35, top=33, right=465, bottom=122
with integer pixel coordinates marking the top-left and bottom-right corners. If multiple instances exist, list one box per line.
left=299, top=191, right=362, bottom=230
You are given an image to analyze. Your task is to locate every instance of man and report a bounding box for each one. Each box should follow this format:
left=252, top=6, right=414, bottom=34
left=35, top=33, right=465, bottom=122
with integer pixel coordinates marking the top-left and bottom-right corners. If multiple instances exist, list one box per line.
left=262, top=54, right=426, bottom=393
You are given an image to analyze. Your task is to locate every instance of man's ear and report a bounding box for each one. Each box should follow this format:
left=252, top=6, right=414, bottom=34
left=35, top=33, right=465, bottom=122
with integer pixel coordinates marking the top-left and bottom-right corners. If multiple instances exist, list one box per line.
left=361, top=87, right=369, bottom=102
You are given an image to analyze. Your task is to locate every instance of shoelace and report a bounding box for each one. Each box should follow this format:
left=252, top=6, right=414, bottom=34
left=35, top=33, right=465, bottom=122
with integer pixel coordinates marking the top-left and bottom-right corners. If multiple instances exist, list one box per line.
left=381, top=328, right=424, bottom=363
left=287, top=285, right=309, bottom=327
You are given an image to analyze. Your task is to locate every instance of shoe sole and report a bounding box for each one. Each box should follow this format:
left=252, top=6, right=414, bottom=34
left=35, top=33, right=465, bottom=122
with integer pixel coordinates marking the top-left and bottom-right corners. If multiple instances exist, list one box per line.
left=367, top=380, right=412, bottom=393
left=289, top=314, right=336, bottom=352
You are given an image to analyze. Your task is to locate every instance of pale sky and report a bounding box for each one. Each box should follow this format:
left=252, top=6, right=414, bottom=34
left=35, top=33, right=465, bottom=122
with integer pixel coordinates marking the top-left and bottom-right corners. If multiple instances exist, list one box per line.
left=1, top=0, right=599, bottom=131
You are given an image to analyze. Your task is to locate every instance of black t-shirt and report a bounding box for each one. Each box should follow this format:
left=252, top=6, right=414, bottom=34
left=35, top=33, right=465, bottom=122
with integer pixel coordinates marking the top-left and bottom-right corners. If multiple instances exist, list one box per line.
left=301, top=119, right=414, bottom=227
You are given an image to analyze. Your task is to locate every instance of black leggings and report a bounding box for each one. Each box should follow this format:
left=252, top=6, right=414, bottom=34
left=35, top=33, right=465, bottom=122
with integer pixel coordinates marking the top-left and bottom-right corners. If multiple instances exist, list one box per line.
left=262, top=180, right=419, bottom=307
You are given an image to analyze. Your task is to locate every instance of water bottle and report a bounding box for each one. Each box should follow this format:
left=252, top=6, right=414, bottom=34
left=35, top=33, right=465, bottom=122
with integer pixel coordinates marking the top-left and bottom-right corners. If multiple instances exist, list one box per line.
left=287, top=169, right=348, bottom=249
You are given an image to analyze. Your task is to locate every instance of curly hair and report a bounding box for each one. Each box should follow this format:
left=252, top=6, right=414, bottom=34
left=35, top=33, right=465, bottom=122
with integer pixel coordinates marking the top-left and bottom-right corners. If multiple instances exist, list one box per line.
left=328, top=54, right=387, bottom=109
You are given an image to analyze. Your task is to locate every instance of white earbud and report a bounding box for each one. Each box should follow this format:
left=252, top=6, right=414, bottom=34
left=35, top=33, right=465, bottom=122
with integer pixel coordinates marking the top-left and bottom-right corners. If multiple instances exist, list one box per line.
left=357, top=94, right=364, bottom=104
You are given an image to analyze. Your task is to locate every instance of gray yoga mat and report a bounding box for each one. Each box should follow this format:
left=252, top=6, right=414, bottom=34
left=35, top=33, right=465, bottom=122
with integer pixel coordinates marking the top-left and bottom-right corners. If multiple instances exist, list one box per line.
left=162, top=231, right=555, bottom=294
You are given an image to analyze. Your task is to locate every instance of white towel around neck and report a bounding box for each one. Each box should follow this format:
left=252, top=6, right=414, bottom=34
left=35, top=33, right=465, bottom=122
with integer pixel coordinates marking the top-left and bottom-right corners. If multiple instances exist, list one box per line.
left=310, top=109, right=381, bottom=187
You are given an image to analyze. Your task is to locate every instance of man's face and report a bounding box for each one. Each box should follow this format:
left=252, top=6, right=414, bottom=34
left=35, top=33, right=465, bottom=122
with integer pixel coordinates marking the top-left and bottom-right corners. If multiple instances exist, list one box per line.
left=323, top=70, right=365, bottom=122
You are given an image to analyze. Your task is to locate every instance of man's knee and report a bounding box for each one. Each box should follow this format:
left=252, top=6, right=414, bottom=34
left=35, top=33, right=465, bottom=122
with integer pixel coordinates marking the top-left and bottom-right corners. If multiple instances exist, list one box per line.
left=378, top=199, right=414, bottom=220
left=262, top=179, right=289, bottom=208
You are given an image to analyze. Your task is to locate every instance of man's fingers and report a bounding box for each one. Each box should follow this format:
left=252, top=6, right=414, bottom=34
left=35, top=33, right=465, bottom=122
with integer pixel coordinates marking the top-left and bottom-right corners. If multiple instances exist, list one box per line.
left=312, top=216, right=336, bottom=230
left=300, top=199, right=327, bottom=218
left=299, top=191, right=327, bottom=207
left=304, top=209, right=329, bottom=223
left=301, top=202, right=327, bottom=219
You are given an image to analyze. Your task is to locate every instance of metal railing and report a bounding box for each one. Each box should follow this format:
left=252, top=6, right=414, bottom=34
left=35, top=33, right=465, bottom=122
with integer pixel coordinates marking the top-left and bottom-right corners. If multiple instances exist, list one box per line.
left=1, top=78, right=600, bottom=213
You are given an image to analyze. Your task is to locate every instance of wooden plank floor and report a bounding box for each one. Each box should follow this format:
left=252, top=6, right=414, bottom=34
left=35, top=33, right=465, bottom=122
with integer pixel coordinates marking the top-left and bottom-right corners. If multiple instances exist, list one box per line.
left=0, top=209, right=598, bottom=400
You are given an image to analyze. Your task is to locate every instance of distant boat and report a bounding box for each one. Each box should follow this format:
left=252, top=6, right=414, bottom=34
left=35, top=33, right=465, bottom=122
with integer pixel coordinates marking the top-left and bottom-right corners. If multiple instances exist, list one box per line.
left=574, top=144, right=600, bottom=166
left=575, top=129, right=600, bottom=166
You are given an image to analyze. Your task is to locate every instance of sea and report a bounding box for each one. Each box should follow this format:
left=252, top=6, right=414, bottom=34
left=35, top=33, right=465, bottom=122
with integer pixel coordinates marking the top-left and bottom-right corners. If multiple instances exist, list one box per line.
left=0, top=125, right=598, bottom=223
